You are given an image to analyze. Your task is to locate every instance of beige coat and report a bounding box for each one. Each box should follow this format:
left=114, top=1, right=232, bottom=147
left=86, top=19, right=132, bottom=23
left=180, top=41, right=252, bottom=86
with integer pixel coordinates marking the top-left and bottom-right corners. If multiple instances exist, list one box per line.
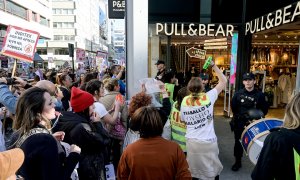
left=99, top=91, right=128, bottom=129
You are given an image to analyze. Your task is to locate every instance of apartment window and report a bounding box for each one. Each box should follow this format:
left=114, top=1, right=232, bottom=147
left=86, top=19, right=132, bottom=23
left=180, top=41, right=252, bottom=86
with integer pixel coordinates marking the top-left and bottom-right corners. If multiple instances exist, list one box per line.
left=36, top=49, right=47, bottom=55
left=53, top=22, right=62, bottom=28
left=6, top=1, right=27, bottom=19
left=40, top=16, right=48, bottom=26
left=64, top=35, right=75, bottom=41
left=54, top=48, right=69, bottom=55
left=68, top=23, right=74, bottom=28
left=62, top=9, right=68, bottom=14
left=54, top=35, right=63, bottom=40
left=53, top=9, right=61, bottom=14
left=32, top=12, right=37, bottom=22
left=62, top=22, right=68, bottom=28
left=68, top=9, right=73, bottom=14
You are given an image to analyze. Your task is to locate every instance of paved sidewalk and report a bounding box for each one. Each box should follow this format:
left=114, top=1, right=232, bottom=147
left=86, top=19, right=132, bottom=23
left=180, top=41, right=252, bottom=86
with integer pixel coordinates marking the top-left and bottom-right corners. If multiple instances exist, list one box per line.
left=214, top=115, right=254, bottom=180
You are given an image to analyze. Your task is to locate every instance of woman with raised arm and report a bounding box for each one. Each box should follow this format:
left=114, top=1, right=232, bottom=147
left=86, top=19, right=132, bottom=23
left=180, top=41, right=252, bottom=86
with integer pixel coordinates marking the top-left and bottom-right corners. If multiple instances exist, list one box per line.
left=180, top=59, right=227, bottom=180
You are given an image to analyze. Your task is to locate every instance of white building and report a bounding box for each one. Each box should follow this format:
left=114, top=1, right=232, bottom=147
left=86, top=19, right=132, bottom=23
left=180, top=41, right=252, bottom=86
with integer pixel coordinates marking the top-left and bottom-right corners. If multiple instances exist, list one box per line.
left=107, top=19, right=125, bottom=62
left=38, top=0, right=109, bottom=69
left=0, top=0, right=52, bottom=67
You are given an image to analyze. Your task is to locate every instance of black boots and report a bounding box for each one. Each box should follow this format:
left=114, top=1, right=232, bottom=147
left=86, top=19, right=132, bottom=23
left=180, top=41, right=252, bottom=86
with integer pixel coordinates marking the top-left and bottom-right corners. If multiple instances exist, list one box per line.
left=231, top=158, right=242, bottom=171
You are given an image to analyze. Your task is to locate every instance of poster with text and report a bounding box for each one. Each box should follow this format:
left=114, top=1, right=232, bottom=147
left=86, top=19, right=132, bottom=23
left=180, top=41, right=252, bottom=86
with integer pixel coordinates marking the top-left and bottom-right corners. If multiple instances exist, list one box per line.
left=1, top=25, right=40, bottom=62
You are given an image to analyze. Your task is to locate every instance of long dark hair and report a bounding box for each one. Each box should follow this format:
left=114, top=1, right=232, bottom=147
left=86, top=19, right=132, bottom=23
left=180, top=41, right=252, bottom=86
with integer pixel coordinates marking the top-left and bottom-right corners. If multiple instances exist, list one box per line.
left=85, top=79, right=103, bottom=96
left=14, top=87, right=48, bottom=135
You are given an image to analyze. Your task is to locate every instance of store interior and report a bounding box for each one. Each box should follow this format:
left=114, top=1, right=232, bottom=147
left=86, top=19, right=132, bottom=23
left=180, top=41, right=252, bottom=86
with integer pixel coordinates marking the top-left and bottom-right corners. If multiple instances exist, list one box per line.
left=156, top=22, right=299, bottom=118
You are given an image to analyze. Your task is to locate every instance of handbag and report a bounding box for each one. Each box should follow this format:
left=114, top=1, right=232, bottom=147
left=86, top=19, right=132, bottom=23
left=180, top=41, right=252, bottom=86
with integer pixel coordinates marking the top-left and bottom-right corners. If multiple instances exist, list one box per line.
left=109, top=112, right=126, bottom=140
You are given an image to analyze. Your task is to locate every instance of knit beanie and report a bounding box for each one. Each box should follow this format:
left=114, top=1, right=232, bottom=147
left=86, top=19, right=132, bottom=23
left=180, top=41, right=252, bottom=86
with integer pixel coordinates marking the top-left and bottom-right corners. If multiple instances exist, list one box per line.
left=71, top=87, right=94, bottom=112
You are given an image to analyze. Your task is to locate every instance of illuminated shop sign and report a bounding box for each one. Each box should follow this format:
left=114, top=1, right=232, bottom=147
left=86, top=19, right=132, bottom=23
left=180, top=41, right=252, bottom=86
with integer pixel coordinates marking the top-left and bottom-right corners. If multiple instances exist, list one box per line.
left=156, top=23, right=234, bottom=37
left=245, top=1, right=300, bottom=35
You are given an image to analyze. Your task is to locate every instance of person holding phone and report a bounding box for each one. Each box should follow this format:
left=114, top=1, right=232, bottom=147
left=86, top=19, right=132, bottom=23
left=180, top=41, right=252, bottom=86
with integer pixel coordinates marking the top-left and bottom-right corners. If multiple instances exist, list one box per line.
left=52, top=87, right=112, bottom=180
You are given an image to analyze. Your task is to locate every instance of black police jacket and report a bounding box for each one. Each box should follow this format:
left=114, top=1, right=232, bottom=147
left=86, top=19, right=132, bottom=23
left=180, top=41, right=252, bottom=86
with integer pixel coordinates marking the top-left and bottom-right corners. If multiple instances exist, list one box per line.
left=231, top=88, right=268, bottom=122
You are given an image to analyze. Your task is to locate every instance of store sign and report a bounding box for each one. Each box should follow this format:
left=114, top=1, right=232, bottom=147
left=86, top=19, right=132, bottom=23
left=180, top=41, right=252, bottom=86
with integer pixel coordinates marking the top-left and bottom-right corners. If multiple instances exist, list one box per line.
left=186, top=47, right=206, bottom=59
left=108, top=0, right=125, bottom=19
left=156, top=23, right=234, bottom=37
left=1, top=25, right=40, bottom=62
left=245, top=1, right=300, bottom=35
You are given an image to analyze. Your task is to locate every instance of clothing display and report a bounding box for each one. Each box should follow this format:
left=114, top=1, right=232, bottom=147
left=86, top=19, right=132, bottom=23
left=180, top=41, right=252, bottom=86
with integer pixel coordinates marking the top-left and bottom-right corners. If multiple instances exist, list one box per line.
left=278, top=74, right=292, bottom=104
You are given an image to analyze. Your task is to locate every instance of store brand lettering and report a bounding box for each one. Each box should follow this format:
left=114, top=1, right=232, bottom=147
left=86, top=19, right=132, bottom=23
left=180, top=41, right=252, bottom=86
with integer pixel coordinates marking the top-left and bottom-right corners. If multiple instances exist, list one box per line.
left=156, top=23, right=234, bottom=37
left=245, top=1, right=300, bottom=35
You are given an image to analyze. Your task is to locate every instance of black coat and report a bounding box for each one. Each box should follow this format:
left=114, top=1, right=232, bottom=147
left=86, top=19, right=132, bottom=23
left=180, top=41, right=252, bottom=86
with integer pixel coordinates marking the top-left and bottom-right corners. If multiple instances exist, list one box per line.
left=52, top=111, right=111, bottom=180
left=16, top=125, right=80, bottom=180
left=231, top=88, right=268, bottom=129
left=252, top=128, right=300, bottom=180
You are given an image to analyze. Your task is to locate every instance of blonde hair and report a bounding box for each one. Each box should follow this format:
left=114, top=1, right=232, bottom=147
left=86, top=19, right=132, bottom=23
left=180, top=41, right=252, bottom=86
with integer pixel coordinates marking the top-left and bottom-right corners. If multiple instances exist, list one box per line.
left=103, top=78, right=119, bottom=92
left=283, top=93, right=300, bottom=129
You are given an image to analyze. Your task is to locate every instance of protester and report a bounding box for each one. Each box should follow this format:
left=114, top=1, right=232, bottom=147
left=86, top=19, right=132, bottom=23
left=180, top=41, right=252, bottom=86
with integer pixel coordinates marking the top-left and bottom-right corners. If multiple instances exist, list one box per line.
left=118, top=106, right=191, bottom=180
left=11, top=87, right=81, bottom=180
left=111, top=65, right=126, bottom=96
left=57, top=74, right=72, bottom=111
left=100, top=78, right=128, bottom=170
left=122, top=92, right=152, bottom=151
left=252, top=93, right=300, bottom=180
left=0, top=148, right=24, bottom=180
left=53, top=87, right=111, bottom=180
left=170, top=87, right=189, bottom=153
left=85, top=79, right=121, bottom=126
left=0, top=78, right=62, bottom=117
left=180, top=59, right=227, bottom=180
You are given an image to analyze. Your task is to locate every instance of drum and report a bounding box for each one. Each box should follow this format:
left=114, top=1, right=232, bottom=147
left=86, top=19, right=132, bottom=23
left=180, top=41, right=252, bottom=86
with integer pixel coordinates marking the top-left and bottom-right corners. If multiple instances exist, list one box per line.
left=240, top=118, right=283, bottom=165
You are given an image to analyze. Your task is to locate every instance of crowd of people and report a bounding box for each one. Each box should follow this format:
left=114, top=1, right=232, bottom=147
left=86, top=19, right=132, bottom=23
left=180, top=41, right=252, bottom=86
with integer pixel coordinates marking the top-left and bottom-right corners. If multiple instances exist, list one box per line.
left=0, top=59, right=299, bottom=180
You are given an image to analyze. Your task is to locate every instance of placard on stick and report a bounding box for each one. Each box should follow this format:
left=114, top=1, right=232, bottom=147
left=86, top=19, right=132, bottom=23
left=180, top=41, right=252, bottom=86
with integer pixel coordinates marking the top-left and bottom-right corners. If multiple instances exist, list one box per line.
left=1, top=25, right=40, bottom=62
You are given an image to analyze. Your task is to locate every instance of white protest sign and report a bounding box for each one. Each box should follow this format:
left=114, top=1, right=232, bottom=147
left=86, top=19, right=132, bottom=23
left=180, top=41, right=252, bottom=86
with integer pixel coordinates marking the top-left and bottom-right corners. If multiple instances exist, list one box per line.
left=1, top=26, right=40, bottom=62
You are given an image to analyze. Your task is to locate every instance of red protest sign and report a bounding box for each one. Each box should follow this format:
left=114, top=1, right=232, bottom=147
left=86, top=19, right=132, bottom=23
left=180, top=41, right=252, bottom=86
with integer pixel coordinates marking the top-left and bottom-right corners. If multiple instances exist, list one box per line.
left=1, top=25, right=40, bottom=62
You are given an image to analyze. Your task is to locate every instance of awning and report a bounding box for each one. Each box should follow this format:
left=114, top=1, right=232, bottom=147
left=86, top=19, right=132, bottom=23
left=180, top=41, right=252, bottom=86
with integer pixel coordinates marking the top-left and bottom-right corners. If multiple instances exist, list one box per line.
left=34, top=53, right=43, bottom=61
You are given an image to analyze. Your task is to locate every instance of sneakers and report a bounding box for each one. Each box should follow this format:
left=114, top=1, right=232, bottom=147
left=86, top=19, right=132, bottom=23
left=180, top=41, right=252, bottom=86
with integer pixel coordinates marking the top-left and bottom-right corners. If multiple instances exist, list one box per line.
left=231, top=161, right=242, bottom=171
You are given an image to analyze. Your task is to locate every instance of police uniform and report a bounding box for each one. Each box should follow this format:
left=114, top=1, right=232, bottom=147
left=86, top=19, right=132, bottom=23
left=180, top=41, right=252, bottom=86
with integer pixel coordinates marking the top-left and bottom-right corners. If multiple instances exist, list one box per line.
left=200, top=73, right=211, bottom=92
left=231, top=73, right=269, bottom=171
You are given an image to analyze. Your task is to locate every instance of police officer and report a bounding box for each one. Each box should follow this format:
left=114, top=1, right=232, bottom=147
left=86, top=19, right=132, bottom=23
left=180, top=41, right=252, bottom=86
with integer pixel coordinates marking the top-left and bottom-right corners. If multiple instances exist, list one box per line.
left=155, top=60, right=166, bottom=82
left=200, top=73, right=211, bottom=92
left=231, top=72, right=268, bottom=171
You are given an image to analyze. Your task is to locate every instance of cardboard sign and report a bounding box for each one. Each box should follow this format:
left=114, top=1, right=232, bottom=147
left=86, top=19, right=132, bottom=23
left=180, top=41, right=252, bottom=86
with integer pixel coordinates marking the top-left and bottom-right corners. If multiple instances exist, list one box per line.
left=1, top=26, right=40, bottom=62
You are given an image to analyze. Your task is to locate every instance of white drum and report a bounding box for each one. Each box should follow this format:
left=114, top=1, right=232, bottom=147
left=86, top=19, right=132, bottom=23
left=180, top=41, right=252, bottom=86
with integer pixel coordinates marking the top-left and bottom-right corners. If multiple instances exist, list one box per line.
left=240, top=118, right=283, bottom=164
